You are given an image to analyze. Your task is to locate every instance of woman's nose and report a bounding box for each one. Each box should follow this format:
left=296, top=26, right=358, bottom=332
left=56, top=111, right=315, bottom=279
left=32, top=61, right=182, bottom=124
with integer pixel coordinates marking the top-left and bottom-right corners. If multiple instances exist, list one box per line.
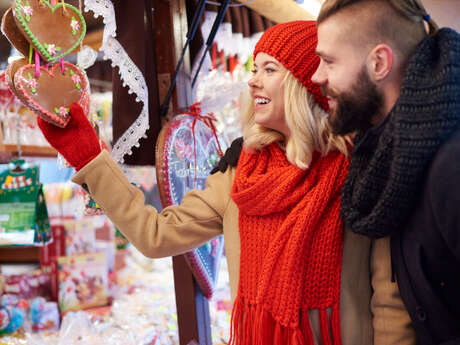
left=248, top=75, right=261, bottom=89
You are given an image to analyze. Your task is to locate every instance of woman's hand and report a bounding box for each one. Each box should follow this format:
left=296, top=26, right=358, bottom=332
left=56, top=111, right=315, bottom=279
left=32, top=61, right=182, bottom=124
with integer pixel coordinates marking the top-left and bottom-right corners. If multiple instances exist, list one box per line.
left=37, top=102, right=102, bottom=171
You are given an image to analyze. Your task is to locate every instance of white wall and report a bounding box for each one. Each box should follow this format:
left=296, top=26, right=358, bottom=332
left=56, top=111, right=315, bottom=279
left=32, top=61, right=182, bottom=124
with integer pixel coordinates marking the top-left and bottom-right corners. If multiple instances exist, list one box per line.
left=422, top=0, right=460, bottom=32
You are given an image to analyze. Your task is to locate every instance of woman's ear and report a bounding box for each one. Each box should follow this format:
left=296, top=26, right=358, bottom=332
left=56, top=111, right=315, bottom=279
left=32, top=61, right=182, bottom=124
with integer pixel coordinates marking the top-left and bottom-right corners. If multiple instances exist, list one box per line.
left=366, top=43, right=394, bottom=82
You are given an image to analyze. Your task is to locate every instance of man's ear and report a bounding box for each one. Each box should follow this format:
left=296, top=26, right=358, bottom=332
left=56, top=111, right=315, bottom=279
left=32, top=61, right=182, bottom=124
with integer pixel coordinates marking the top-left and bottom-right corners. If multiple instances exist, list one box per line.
left=366, top=44, right=394, bottom=82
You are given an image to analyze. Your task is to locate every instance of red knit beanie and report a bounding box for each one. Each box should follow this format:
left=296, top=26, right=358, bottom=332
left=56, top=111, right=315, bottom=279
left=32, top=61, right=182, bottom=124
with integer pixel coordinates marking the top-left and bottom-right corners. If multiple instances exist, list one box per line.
left=253, top=20, right=329, bottom=112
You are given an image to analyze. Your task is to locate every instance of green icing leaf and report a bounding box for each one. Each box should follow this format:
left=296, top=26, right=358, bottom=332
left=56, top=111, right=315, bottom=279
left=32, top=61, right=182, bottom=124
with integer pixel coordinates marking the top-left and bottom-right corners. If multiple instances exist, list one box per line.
left=69, top=70, right=74, bottom=76
left=54, top=107, right=59, bottom=114
left=16, top=0, right=87, bottom=63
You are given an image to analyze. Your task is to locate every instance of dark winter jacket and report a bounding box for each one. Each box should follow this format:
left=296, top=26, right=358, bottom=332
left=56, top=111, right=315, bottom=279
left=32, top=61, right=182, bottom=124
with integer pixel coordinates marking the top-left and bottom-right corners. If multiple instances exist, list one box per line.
left=391, top=128, right=460, bottom=345
left=341, top=28, right=460, bottom=345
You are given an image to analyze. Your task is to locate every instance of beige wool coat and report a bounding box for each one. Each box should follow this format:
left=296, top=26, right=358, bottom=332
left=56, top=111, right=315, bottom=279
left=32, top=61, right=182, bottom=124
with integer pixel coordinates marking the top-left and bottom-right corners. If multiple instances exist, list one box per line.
left=72, top=150, right=416, bottom=345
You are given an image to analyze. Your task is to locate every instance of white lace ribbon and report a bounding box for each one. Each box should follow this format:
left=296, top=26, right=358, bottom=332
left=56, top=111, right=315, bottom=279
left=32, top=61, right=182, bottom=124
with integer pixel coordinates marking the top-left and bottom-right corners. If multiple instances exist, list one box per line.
left=83, top=0, right=149, bottom=164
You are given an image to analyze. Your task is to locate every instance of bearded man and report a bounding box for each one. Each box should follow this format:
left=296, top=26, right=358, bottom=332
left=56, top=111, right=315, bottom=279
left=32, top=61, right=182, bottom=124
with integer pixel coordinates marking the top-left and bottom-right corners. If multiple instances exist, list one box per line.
left=312, top=1, right=460, bottom=345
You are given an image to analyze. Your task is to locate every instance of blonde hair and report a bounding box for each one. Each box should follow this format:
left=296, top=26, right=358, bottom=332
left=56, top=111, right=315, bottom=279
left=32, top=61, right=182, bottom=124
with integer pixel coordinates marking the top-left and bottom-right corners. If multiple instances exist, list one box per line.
left=240, top=71, right=349, bottom=169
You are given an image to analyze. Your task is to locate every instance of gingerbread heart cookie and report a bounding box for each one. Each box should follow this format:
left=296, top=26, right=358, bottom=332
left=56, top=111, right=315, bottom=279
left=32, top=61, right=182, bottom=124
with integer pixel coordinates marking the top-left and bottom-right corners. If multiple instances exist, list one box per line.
left=13, top=0, right=86, bottom=63
left=14, top=62, right=88, bottom=127
left=6, top=57, right=30, bottom=107
left=6, top=58, right=27, bottom=93
left=1, top=8, right=30, bottom=58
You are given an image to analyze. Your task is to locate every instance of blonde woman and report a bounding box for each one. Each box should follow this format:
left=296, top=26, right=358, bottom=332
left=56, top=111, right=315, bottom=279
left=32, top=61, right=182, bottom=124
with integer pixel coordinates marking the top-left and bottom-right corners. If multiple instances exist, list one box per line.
left=38, top=21, right=373, bottom=345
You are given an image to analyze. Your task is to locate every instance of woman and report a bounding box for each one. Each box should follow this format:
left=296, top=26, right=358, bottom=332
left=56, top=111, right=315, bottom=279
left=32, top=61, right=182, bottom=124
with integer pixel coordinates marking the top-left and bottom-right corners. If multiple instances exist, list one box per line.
left=37, top=21, right=372, bottom=345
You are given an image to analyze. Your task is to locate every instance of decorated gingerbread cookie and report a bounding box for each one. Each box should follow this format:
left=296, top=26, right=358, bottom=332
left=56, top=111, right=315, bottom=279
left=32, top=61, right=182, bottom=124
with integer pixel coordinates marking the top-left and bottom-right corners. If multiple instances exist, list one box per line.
left=14, top=61, right=88, bottom=127
left=1, top=8, right=30, bottom=58
left=13, top=0, right=86, bottom=63
left=6, top=57, right=29, bottom=106
left=156, top=114, right=225, bottom=298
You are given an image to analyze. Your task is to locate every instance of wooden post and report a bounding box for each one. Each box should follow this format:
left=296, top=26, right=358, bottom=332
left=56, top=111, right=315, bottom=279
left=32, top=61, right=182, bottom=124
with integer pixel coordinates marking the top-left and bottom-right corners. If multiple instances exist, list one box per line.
left=172, top=255, right=212, bottom=345
left=152, top=1, right=211, bottom=344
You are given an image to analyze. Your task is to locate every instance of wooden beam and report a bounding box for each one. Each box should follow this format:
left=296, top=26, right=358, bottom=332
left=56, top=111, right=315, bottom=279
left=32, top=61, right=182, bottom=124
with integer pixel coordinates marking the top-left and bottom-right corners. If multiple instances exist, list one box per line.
left=237, top=0, right=315, bottom=23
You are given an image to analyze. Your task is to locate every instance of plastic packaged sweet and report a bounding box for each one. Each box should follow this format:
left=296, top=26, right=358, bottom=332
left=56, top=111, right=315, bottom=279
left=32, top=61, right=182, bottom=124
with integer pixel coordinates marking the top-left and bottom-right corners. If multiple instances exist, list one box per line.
left=0, top=305, right=24, bottom=334
left=2, top=272, right=51, bottom=301
left=194, top=64, right=250, bottom=146
left=29, top=297, right=59, bottom=332
left=0, top=306, right=11, bottom=331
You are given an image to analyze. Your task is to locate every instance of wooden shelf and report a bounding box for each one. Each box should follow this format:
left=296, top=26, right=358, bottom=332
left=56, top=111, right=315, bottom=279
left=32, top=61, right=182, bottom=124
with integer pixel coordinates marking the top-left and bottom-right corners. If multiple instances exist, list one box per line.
left=0, top=144, right=57, bottom=157
left=0, top=246, right=40, bottom=263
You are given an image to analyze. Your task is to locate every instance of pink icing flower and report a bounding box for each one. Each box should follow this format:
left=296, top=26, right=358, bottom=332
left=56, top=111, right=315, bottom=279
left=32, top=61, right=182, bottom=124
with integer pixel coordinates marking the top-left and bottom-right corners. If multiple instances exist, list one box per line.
left=71, top=74, right=81, bottom=84
left=27, top=78, right=37, bottom=89
left=22, top=5, right=33, bottom=17
left=47, top=44, right=56, bottom=56
left=59, top=107, right=68, bottom=116
left=70, top=19, right=80, bottom=32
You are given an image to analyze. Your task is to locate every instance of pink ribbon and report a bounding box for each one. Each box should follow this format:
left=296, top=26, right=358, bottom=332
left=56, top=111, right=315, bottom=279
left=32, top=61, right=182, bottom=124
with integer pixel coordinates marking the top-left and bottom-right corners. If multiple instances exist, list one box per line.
left=34, top=50, right=40, bottom=78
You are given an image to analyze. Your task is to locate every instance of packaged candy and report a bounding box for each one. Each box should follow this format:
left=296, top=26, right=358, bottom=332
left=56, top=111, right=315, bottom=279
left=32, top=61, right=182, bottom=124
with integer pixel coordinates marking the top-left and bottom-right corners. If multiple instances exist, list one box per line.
left=30, top=297, right=59, bottom=331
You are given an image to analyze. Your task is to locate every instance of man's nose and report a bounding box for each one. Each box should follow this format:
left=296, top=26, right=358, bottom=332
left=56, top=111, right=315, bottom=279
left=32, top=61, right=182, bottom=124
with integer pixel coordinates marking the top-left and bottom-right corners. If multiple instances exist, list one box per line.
left=312, top=62, right=326, bottom=85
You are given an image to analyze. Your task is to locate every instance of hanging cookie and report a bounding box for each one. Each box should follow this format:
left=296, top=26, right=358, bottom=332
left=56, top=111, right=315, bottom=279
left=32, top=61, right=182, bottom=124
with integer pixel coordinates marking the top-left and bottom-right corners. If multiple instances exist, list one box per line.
left=12, top=0, right=86, bottom=63
left=13, top=61, right=89, bottom=127
left=1, top=8, right=30, bottom=58
left=6, top=58, right=28, bottom=104
left=156, top=112, right=225, bottom=299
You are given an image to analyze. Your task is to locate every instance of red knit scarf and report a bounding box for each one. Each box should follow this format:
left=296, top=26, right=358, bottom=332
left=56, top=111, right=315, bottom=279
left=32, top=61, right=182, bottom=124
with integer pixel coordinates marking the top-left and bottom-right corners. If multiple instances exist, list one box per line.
left=230, top=143, right=349, bottom=345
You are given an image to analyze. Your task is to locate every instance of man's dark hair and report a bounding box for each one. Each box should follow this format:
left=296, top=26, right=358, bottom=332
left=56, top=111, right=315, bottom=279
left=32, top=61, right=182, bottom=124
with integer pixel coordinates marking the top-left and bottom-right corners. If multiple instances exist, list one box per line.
left=317, top=0, right=438, bottom=65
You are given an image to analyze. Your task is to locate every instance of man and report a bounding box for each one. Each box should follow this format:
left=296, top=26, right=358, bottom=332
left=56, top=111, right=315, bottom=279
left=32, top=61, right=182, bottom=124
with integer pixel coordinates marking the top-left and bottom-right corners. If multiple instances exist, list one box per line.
left=312, top=0, right=460, bottom=344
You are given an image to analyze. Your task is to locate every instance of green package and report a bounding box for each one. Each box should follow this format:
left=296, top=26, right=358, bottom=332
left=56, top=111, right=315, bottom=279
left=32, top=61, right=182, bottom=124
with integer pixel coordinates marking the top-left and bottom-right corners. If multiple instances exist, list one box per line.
left=0, top=160, right=51, bottom=246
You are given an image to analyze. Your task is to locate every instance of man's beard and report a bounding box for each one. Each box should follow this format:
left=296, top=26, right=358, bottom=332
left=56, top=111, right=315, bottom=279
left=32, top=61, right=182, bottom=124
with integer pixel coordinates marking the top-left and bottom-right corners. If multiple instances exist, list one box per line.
left=322, top=66, right=383, bottom=136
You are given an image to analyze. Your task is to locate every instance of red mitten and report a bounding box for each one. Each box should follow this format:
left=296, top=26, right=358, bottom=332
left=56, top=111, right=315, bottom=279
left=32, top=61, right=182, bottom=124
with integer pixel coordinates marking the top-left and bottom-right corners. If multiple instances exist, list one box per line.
left=37, top=103, right=101, bottom=171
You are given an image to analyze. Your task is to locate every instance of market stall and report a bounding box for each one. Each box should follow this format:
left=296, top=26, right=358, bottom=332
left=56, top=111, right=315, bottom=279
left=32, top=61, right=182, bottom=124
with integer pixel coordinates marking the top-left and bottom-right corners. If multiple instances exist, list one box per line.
left=0, top=0, right=321, bottom=344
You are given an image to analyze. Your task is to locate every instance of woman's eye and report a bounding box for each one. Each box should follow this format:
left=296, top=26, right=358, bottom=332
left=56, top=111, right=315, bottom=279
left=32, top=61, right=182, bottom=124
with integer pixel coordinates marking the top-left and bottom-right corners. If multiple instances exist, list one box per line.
left=265, top=68, right=275, bottom=73
left=251, top=69, right=257, bottom=74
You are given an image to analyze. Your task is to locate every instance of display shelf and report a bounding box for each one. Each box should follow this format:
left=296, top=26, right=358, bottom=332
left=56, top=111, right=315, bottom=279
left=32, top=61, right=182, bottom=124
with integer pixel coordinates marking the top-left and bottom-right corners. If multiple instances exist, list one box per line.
left=0, top=245, right=40, bottom=263
left=0, top=143, right=57, bottom=157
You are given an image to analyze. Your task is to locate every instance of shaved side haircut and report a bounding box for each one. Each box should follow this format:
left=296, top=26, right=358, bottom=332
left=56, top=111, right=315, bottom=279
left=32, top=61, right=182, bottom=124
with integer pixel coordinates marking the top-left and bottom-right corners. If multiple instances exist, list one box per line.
left=317, top=0, right=438, bottom=65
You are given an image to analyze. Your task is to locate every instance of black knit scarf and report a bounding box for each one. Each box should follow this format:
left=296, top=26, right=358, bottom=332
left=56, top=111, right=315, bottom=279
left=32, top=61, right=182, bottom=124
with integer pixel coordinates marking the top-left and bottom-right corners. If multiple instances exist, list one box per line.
left=341, top=28, right=460, bottom=238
